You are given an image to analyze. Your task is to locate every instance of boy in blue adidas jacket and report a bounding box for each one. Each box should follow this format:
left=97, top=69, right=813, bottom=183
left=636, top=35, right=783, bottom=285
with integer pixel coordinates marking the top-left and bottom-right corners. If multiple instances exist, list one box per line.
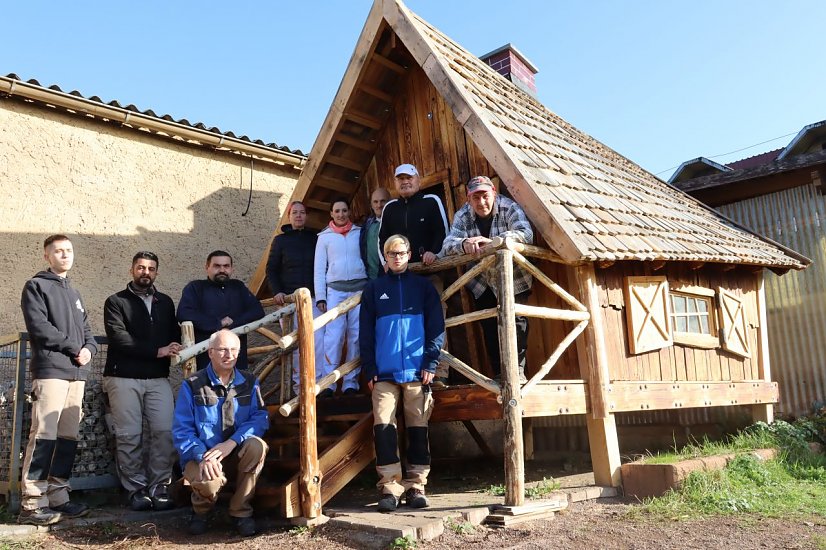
left=360, top=234, right=445, bottom=512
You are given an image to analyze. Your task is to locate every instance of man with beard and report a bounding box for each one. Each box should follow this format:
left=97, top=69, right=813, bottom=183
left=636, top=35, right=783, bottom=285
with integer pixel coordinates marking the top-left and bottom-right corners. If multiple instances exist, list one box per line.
left=177, top=251, right=265, bottom=370
left=19, top=234, right=97, bottom=525
left=103, top=252, right=182, bottom=511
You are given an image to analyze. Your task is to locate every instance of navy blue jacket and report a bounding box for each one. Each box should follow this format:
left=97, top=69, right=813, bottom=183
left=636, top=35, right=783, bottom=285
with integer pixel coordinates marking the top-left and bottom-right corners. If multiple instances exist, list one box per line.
left=176, top=279, right=265, bottom=370
left=359, top=270, right=445, bottom=384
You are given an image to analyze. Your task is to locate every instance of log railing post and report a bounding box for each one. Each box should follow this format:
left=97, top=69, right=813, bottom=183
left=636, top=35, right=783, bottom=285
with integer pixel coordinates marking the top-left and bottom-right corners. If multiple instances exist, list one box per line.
left=296, top=288, right=322, bottom=519
left=497, top=249, right=525, bottom=507
left=180, top=321, right=196, bottom=378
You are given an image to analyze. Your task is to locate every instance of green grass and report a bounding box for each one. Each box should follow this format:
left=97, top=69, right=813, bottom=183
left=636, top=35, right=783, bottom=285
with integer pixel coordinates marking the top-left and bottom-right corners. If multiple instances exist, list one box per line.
left=388, top=535, right=417, bottom=549
left=635, top=418, right=826, bottom=520
left=485, top=476, right=560, bottom=499
left=445, top=518, right=476, bottom=535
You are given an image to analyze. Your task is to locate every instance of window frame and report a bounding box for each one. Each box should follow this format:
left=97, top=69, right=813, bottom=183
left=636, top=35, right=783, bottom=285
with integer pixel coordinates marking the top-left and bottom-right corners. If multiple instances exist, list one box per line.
left=669, top=285, right=719, bottom=349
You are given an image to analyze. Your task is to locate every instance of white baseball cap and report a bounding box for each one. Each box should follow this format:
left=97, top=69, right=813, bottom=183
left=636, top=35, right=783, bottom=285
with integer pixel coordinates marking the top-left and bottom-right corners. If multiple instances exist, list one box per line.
left=394, top=164, right=419, bottom=177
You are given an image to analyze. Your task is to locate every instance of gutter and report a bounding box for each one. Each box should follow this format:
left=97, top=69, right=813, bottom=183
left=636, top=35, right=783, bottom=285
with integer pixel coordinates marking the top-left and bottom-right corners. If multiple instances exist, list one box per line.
left=0, top=75, right=306, bottom=169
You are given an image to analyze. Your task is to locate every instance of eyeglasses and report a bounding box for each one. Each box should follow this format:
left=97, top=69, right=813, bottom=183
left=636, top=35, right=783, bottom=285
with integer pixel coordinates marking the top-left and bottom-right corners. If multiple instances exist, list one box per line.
left=211, top=347, right=240, bottom=355
left=386, top=250, right=410, bottom=258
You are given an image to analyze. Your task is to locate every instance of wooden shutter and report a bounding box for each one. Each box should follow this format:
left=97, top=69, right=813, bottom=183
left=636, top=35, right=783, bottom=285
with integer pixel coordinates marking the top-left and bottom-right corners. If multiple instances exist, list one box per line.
left=718, top=288, right=751, bottom=358
left=624, top=276, right=672, bottom=355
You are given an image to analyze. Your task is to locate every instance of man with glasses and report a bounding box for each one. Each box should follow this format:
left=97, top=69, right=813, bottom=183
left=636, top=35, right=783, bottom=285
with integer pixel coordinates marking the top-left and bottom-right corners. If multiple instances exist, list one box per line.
left=360, top=234, right=445, bottom=512
left=103, top=251, right=182, bottom=511
left=172, top=329, right=269, bottom=537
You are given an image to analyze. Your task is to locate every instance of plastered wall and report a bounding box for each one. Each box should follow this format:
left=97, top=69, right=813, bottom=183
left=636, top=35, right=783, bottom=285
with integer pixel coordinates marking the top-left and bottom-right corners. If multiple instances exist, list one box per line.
left=0, top=99, right=300, bottom=333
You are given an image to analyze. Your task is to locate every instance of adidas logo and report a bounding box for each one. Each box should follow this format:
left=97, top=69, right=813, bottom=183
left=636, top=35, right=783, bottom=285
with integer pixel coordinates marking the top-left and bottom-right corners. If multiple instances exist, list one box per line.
left=379, top=293, right=390, bottom=300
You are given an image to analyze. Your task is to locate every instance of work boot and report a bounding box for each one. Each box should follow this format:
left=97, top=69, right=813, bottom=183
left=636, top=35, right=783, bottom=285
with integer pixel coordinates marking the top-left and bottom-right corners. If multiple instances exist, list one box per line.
left=233, top=516, right=256, bottom=537
left=376, top=493, right=399, bottom=512
left=405, top=488, right=429, bottom=509
left=129, top=489, right=153, bottom=511
left=18, top=507, right=62, bottom=526
left=188, top=513, right=209, bottom=535
left=150, top=485, right=175, bottom=511
left=50, top=501, right=89, bottom=518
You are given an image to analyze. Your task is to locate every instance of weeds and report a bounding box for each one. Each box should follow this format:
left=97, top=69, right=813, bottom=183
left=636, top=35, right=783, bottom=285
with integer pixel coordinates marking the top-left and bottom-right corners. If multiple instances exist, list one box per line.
left=388, top=535, right=416, bottom=549
left=485, top=483, right=505, bottom=496
left=525, top=477, right=560, bottom=499
left=445, top=518, right=476, bottom=535
left=289, top=525, right=310, bottom=536
left=637, top=412, right=826, bottom=520
left=0, top=540, right=41, bottom=550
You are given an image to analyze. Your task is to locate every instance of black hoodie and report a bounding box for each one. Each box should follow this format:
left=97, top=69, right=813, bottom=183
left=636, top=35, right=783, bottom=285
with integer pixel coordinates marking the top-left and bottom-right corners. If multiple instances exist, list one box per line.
left=21, top=270, right=98, bottom=381
left=266, top=224, right=318, bottom=297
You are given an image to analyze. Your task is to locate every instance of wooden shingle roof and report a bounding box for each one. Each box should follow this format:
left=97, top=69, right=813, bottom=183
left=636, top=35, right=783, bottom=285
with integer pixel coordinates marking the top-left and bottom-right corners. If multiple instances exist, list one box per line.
left=394, top=3, right=806, bottom=269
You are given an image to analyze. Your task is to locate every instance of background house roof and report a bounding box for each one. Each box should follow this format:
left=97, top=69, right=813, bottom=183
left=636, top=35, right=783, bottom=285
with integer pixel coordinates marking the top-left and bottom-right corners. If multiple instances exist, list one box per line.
left=1, top=73, right=306, bottom=167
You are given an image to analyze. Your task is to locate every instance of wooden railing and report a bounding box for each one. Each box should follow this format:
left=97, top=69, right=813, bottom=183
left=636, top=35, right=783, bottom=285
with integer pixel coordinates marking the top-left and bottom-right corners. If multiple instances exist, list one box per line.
left=171, top=237, right=589, bottom=514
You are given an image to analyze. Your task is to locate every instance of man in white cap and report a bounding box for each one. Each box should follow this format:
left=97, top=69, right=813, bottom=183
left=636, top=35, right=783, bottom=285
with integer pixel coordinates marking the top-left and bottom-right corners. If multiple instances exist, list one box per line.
left=379, top=163, right=450, bottom=384
left=441, top=176, right=533, bottom=383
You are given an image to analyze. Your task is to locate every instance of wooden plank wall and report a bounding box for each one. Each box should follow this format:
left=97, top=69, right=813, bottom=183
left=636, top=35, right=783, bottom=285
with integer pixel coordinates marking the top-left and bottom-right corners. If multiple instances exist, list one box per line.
left=598, top=262, right=761, bottom=383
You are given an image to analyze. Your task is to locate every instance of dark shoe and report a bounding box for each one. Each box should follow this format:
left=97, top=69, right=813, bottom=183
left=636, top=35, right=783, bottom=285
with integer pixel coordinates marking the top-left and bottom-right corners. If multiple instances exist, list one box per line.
left=18, top=507, right=62, bottom=526
left=130, top=490, right=153, bottom=511
left=431, top=377, right=448, bottom=388
left=233, top=516, right=256, bottom=537
left=318, top=388, right=334, bottom=399
left=189, top=513, right=209, bottom=536
left=405, top=488, right=429, bottom=509
left=50, top=501, right=89, bottom=518
left=342, top=387, right=359, bottom=395
left=377, top=493, right=399, bottom=512
left=150, top=486, right=175, bottom=511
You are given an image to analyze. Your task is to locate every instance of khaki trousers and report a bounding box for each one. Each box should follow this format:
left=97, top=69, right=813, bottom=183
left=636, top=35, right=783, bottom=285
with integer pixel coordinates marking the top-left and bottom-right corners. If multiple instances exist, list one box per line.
left=372, top=381, right=433, bottom=497
left=183, top=436, right=268, bottom=518
left=20, top=378, right=85, bottom=511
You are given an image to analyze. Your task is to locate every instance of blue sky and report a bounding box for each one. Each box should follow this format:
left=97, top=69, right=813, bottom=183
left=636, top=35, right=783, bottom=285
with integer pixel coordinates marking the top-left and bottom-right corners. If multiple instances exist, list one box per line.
left=3, top=1, right=823, bottom=178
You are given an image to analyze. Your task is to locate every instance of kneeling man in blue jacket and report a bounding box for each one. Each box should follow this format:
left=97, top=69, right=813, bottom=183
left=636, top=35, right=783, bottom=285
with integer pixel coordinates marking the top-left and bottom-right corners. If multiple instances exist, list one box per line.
left=360, top=234, right=445, bottom=512
left=172, top=329, right=269, bottom=537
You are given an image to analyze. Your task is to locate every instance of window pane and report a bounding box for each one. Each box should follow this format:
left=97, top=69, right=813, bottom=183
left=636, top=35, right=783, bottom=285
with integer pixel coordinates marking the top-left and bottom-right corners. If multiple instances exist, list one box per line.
left=675, top=316, right=687, bottom=332
left=673, top=296, right=686, bottom=313
left=697, top=299, right=708, bottom=313
left=687, top=298, right=697, bottom=313
left=688, top=316, right=700, bottom=333
left=700, top=315, right=710, bottom=334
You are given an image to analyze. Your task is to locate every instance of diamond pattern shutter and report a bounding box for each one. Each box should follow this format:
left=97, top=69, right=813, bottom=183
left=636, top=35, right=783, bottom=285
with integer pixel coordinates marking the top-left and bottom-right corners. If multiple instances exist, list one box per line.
left=624, top=276, right=672, bottom=355
left=718, top=288, right=751, bottom=358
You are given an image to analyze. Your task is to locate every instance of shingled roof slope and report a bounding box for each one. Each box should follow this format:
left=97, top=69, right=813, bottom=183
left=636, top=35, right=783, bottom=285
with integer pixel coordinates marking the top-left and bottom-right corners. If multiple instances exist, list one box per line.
left=391, top=2, right=806, bottom=269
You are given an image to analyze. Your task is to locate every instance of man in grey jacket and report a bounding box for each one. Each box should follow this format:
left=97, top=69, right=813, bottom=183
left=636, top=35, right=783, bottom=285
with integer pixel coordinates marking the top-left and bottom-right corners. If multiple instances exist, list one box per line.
left=19, top=234, right=98, bottom=525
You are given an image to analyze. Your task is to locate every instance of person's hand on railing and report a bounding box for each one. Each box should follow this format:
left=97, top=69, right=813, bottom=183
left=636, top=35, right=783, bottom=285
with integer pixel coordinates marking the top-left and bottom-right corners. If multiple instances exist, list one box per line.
left=462, top=236, right=493, bottom=255
left=421, top=371, right=434, bottom=385
left=273, top=292, right=287, bottom=306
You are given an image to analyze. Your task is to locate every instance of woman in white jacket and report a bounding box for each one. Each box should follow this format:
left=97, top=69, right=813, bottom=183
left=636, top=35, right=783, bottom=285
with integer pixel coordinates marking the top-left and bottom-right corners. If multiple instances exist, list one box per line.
left=314, top=197, right=368, bottom=396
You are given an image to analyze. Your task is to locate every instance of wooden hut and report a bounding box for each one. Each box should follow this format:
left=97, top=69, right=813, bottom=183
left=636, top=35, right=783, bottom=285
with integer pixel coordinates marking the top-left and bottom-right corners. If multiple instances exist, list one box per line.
left=247, top=0, right=809, bottom=516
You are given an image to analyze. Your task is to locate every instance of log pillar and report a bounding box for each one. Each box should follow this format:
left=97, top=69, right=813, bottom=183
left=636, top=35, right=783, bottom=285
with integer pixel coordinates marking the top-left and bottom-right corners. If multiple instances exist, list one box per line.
left=180, top=321, right=197, bottom=378
left=296, top=288, right=323, bottom=519
left=497, top=249, right=525, bottom=506
left=572, top=264, right=621, bottom=487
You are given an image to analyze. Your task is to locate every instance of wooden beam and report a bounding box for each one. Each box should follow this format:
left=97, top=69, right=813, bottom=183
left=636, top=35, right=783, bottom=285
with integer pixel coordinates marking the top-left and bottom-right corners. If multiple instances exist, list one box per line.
left=296, top=288, right=322, bottom=519
left=608, top=381, right=779, bottom=411
left=358, top=83, right=393, bottom=103
left=370, top=51, right=407, bottom=74
left=462, top=421, right=496, bottom=458
left=304, top=199, right=331, bottom=212
left=316, top=175, right=357, bottom=193
left=179, top=321, right=196, bottom=378
left=325, top=154, right=364, bottom=172
left=438, top=350, right=500, bottom=395
left=513, top=304, right=590, bottom=322
left=345, top=110, right=382, bottom=130
left=571, top=263, right=621, bottom=487
left=752, top=272, right=774, bottom=423
left=444, top=307, right=497, bottom=329
left=335, top=133, right=375, bottom=151
left=497, top=250, right=525, bottom=507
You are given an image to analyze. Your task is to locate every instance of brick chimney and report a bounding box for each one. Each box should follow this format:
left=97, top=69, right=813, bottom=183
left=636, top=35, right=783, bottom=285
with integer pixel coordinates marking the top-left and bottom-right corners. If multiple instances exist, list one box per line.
left=479, top=43, right=539, bottom=96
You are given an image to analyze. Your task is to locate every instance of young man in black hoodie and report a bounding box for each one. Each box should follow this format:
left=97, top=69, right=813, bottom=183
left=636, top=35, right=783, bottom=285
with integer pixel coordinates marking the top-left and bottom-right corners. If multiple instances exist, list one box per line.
left=19, top=234, right=97, bottom=525
left=103, top=251, right=182, bottom=512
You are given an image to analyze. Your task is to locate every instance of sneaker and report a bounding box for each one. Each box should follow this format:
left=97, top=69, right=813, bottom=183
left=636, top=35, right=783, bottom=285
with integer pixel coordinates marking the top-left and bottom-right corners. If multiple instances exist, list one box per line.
left=431, top=377, right=448, bottom=388
left=18, top=507, right=62, bottom=526
left=189, top=513, right=209, bottom=536
left=342, top=387, right=359, bottom=395
left=376, top=493, right=399, bottom=512
left=233, top=516, right=256, bottom=537
left=150, top=486, right=175, bottom=511
left=318, top=388, right=334, bottom=399
left=130, top=489, right=153, bottom=511
left=50, top=501, right=89, bottom=518
left=405, top=488, right=429, bottom=509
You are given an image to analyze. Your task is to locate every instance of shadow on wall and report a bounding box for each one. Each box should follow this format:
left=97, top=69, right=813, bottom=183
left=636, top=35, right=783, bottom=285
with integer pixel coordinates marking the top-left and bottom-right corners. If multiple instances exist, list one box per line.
left=2, top=187, right=284, bottom=334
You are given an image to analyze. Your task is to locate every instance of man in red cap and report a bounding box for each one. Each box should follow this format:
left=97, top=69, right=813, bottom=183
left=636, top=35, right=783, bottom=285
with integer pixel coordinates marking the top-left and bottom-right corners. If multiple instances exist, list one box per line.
left=440, top=176, right=533, bottom=382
